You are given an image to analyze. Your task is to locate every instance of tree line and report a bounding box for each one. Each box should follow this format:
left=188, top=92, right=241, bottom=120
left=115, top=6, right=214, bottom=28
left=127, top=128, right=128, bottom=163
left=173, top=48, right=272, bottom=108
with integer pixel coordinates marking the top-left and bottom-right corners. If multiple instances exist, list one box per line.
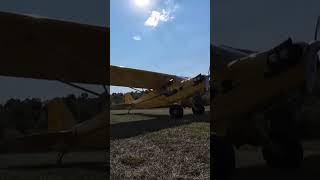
left=0, top=93, right=106, bottom=139
left=110, top=91, right=144, bottom=105
left=0, top=91, right=143, bottom=139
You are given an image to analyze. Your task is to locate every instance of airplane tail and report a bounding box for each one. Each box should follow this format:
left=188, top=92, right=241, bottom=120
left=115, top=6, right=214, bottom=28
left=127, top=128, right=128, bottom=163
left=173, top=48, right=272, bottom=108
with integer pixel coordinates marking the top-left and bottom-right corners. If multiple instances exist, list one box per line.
left=47, top=99, right=76, bottom=133
left=110, top=93, right=134, bottom=110
left=124, top=93, right=134, bottom=104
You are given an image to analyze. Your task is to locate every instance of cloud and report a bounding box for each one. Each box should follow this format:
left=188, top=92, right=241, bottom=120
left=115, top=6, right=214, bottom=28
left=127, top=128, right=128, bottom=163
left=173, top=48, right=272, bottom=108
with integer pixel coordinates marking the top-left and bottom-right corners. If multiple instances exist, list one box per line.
left=144, top=10, right=172, bottom=28
left=144, top=0, right=179, bottom=28
left=133, top=35, right=142, bottom=41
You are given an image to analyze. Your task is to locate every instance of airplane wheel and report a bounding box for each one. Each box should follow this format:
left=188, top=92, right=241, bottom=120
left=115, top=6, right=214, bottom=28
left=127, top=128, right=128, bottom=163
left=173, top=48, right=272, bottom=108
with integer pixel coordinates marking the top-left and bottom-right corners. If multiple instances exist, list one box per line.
left=262, top=98, right=304, bottom=168
left=262, top=140, right=303, bottom=168
left=192, top=104, right=205, bottom=115
left=169, top=104, right=184, bottom=119
left=212, top=135, right=235, bottom=179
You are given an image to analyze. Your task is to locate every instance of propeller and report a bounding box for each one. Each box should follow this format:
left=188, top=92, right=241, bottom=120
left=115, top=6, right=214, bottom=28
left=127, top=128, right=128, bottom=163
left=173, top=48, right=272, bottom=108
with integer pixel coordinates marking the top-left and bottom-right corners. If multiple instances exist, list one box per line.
left=205, top=66, right=210, bottom=92
left=305, top=16, right=320, bottom=93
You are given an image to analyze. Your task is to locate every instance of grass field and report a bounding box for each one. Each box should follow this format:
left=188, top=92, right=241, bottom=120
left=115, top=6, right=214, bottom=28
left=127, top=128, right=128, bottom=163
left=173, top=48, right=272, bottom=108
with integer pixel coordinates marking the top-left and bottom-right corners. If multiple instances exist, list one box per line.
left=110, top=107, right=210, bottom=179
left=0, top=151, right=107, bottom=179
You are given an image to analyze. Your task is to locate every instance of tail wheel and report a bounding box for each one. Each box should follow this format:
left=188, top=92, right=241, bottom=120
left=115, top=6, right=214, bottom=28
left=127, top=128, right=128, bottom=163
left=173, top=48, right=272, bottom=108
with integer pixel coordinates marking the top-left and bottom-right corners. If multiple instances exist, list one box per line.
left=169, top=104, right=184, bottom=119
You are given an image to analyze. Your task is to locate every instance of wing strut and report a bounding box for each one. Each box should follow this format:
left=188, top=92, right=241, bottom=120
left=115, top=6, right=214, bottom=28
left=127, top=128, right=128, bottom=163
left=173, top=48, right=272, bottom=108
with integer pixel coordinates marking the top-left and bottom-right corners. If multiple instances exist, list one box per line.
left=103, top=85, right=109, bottom=101
left=58, top=80, right=102, bottom=97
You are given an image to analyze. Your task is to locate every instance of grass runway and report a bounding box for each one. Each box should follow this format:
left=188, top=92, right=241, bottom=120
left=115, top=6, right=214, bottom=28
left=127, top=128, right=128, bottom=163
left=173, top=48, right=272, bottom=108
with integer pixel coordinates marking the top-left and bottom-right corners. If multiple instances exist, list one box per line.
left=110, top=107, right=210, bottom=179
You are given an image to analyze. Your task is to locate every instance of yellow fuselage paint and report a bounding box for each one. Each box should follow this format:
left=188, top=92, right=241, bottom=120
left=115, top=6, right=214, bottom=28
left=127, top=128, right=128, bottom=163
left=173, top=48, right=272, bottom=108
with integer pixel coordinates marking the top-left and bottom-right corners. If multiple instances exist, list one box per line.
left=131, top=77, right=207, bottom=109
left=213, top=46, right=306, bottom=142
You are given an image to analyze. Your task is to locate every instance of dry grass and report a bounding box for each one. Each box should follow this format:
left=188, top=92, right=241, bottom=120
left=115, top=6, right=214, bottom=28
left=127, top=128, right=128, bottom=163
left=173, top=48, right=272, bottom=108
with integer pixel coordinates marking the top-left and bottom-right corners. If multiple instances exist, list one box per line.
left=110, top=108, right=210, bottom=179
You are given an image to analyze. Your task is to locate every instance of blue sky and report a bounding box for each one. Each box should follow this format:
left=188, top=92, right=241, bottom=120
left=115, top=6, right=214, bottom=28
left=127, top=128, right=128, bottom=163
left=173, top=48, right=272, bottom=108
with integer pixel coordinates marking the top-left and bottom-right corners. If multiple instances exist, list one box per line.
left=110, top=0, right=210, bottom=93
left=213, top=0, right=320, bottom=51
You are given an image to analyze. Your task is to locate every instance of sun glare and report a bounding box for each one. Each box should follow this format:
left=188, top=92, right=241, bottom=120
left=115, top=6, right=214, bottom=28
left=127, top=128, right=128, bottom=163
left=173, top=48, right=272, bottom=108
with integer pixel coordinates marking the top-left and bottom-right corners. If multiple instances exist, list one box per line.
left=134, top=0, right=150, bottom=8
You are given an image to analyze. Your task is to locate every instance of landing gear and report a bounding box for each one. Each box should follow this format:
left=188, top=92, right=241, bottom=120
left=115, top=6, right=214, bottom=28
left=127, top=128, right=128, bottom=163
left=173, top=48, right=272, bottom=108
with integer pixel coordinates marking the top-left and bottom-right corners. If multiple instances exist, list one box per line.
left=212, top=135, right=235, bottom=180
left=192, top=92, right=205, bottom=115
left=192, top=104, right=205, bottom=115
left=169, top=104, right=184, bottom=119
left=262, top=97, right=304, bottom=168
left=56, top=148, right=68, bottom=166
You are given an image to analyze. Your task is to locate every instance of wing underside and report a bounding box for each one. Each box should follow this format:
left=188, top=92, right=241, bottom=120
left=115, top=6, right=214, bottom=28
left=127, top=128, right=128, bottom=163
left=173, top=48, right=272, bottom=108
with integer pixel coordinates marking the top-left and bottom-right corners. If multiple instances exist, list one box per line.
left=0, top=12, right=189, bottom=88
left=0, top=12, right=108, bottom=85
left=110, top=65, right=185, bottom=89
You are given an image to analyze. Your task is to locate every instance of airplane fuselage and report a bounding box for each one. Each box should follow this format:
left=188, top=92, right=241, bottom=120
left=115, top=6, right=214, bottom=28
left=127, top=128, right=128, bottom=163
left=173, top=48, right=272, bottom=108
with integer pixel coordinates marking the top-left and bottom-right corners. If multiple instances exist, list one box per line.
left=213, top=39, right=308, bottom=146
left=130, top=74, right=208, bottom=109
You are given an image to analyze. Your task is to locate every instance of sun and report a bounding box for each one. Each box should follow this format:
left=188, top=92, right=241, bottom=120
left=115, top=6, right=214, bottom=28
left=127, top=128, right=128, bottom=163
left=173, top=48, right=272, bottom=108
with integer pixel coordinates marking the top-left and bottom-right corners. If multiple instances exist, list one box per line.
left=134, top=0, right=150, bottom=8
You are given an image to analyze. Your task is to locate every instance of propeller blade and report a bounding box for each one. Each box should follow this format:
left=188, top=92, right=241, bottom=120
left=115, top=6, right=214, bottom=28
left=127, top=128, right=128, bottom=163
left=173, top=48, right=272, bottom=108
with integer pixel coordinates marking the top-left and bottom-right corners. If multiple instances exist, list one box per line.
left=205, top=75, right=210, bottom=91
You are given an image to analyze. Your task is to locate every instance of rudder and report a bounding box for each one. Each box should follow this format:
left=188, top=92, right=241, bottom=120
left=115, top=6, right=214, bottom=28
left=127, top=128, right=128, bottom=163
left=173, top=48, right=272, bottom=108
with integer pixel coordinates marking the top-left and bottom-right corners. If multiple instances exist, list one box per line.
left=124, top=93, right=134, bottom=104
left=47, top=99, right=76, bottom=133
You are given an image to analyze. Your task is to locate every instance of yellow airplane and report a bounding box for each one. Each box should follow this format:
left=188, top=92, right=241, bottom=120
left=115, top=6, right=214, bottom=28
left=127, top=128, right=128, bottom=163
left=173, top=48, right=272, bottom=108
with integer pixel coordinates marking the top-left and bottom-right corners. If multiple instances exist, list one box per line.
left=212, top=16, right=320, bottom=178
left=110, top=65, right=210, bottom=118
left=0, top=11, right=209, bottom=166
left=0, top=11, right=109, bottom=165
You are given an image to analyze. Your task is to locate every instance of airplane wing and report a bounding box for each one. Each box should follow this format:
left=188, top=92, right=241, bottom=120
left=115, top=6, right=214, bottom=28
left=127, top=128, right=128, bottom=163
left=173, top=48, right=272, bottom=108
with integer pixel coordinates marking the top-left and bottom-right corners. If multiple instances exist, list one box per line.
left=212, top=44, right=252, bottom=75
left=110, top=65, right=185, bottom=89
left=212, top=44, right=251, bottom=64
left=0, top=12, right=108, bottom=85
left=219, top=45, right=257, bottom=55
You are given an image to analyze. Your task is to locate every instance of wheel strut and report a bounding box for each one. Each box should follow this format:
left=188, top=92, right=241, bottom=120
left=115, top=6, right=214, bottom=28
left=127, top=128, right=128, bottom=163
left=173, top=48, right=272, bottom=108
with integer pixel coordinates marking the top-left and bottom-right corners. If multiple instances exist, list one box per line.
left=56, top=148, right=68, bottom=166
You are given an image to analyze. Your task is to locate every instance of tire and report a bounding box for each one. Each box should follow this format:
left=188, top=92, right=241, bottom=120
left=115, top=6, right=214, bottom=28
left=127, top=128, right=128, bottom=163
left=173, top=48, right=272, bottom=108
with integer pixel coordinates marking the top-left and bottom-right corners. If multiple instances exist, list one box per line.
left=169, top=104, right=184, bottom=119
left=212, top=135, right=235, bottom=179
left=262, top=97, right=304, bottom=168
left=262, top=140, right=303, bottom=168
left=192, top=104, right=205, bottom=115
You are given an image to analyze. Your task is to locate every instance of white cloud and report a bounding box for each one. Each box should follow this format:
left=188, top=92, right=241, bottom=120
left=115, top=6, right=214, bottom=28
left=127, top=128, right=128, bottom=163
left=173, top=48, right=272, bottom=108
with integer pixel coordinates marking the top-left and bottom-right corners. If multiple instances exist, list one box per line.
left=143, top=0, right=179, bottom=28
left=144, top=10, right=173, bottom=28
left=133, top=35, right=142, bottom=41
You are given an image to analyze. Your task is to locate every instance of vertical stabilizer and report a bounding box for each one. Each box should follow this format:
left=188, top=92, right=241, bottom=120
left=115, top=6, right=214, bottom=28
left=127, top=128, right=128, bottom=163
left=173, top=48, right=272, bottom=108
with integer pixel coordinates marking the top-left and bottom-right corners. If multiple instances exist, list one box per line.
left=47, top=99, right=76, bottom=132
left=124, top=93, right=134, bottom=104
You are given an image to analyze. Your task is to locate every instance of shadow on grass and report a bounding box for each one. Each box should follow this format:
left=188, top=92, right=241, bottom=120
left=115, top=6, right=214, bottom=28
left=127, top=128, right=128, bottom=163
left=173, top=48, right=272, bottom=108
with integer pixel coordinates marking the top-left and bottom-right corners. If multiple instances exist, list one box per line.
left=111, top=111, right=209, bottom=139
left=232, top=154, right=320, bottom=180
left=4, top=161, right=108, bottom=173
